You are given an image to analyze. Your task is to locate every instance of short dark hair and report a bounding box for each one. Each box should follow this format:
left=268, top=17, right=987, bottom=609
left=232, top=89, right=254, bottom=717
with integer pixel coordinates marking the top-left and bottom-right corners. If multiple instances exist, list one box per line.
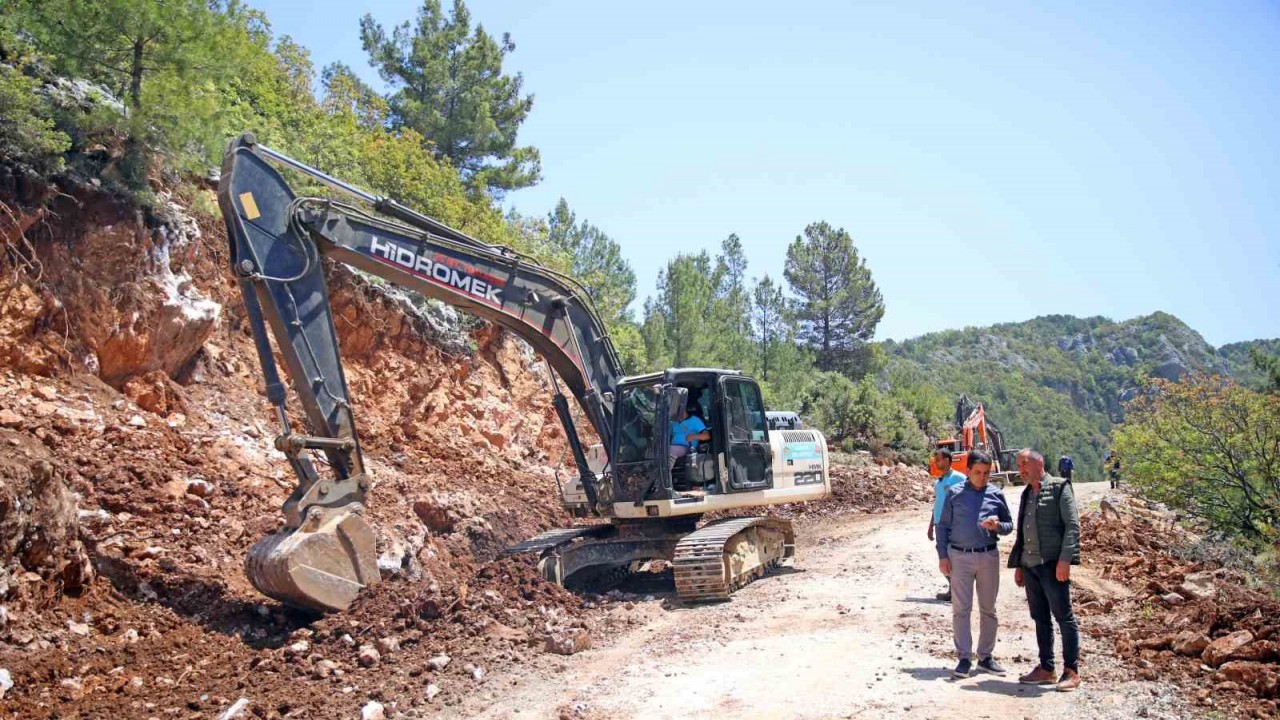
left=967, top=450, right=992, bottom=469
left=934, top=447, right=953, bottom=461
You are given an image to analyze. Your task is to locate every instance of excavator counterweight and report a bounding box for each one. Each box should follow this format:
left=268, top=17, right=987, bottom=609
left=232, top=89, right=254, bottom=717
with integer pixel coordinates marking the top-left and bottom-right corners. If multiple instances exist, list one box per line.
left=217, top=133, right=831, bottom=612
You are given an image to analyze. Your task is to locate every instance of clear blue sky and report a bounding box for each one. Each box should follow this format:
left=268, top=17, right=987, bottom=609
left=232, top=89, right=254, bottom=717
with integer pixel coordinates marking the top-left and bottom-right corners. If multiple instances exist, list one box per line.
left=251, top=0, right=1279, bottom=346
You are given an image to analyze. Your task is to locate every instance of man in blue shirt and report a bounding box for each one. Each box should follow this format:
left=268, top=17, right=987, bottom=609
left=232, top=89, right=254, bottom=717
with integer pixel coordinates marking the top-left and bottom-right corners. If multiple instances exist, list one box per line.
left=928, top=448, right=967, bottom=602
left=936, top=450, right=1014, bottom=679
left=669, top=404, right=710, bottom=469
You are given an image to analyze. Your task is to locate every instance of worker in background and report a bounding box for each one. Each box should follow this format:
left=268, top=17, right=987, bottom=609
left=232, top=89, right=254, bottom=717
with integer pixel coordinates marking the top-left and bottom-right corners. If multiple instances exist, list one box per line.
left=1010, top=449, right=1082, bottom=692
left=1056, top=455, right=1074, bottom=483
left=1108, top=454, right=1121, bottom=489
left=936, top=450, right=1013, bottom=679
left=928, top=447, right=967, bottom=602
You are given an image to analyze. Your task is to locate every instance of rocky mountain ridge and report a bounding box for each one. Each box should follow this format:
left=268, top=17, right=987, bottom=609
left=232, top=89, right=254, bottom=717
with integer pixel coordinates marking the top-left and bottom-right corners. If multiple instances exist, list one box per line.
left=883, top=312, right=1277, bottom=479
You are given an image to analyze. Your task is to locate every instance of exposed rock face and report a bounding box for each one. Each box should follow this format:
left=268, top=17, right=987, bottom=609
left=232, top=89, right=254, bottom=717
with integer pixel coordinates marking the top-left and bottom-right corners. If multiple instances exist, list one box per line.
left=1107, top=346, right=1140, bottom=366
left=0, top=432, right=92, bottom=600
left=0, top=185, right=220, bottom=385
left=1151, top=360, right=1190, bottom=382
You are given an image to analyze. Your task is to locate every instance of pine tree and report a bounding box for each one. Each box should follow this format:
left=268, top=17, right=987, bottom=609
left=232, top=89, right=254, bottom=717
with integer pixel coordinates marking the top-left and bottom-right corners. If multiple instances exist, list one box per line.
left=751, top=275, right=787, bottom=381
left=649, top=252, right=715, bottom=367
left=708, top=234, right=753, bottom=371
left=545, top=199, right=636, bottom=325
left=360, top=0, right=540, bottom=195
left=784, top=221, right=885, bottom=377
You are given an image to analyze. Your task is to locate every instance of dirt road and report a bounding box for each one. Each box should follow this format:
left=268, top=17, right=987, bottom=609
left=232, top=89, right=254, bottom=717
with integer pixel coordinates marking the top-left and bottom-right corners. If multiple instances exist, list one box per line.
left=442, top=482, right=1191, bottom=720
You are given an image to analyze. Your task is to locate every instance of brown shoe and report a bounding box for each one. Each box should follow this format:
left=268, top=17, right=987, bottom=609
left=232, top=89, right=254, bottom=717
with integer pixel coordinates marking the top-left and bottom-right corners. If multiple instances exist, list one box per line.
left=1018, top=666, right=1056, bottom=685
left=1055, top=669, right=1081, bottom=692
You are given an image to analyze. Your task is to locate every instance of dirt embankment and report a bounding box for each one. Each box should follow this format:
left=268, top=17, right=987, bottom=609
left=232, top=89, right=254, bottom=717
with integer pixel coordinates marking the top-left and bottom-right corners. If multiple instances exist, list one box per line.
left=0, top=174, right=587, bottom=717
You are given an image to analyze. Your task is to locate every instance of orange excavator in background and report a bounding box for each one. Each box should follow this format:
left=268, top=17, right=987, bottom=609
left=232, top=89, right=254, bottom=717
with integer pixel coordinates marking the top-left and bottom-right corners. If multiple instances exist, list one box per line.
left=928, top=395, right=1020, bottom=486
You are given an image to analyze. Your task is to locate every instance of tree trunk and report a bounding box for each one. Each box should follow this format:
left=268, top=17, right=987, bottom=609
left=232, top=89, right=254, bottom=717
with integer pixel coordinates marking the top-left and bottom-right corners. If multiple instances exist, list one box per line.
left=129, top=38, right=145, bottom=109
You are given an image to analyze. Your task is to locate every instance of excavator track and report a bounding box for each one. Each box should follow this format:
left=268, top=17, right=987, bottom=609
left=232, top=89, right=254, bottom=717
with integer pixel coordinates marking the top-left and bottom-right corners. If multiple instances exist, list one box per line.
left=673, top=517, right=795, bottom=602
left=504, top=526, right=610, bottom=556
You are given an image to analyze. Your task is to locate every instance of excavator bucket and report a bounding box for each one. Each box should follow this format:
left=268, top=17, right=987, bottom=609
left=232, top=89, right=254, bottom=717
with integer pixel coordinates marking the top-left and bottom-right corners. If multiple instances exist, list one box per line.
left=244, top=509, right=380, bottom=613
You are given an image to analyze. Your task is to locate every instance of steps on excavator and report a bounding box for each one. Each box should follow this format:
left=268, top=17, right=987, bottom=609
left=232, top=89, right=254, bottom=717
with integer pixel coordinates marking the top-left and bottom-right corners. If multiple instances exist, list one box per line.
left=503, top=525, right=612, bottom=555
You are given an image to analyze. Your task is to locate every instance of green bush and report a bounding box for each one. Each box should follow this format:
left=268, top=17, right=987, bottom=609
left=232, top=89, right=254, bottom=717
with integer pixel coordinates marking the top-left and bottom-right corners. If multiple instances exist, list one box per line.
left=1115, top=374, right=1280, bottom=548
left=0, top=19, right=70, bottom=174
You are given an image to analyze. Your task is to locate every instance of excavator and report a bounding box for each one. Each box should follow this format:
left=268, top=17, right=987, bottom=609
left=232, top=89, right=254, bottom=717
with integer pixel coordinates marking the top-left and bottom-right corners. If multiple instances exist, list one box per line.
left=928, top=395, right=1019, bottom=487
left=216, top=133, right=831, bottom=613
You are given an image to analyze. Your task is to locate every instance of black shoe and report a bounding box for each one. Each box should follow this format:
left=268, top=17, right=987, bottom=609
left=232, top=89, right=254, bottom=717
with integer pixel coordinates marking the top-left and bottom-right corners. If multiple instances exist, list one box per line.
left=952, top=658, right=972, bottom=678
left=936, top=589, right=952, bottom=602
left=977, top=657, right=1007, bottom=676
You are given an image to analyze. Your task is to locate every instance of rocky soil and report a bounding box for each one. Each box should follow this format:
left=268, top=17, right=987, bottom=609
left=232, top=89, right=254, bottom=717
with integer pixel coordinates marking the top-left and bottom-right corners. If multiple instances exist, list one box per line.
left=1077, top=496, right=1280, bottom=718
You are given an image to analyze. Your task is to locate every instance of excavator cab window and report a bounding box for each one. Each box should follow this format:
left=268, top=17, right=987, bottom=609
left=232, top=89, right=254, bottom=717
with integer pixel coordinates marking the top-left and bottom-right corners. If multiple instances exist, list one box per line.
left=719, top=377, right=773, bottom=492
left=615, top=384, right=660, bottom=465
left=611, top=383, right=661, bottom=502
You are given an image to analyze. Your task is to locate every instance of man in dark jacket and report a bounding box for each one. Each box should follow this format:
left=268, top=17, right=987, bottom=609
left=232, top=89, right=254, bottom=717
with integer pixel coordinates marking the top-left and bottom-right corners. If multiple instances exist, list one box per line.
left=1009, top=449, right=1082, bottom=692
left=1056, top=455, right=1074, bottom=482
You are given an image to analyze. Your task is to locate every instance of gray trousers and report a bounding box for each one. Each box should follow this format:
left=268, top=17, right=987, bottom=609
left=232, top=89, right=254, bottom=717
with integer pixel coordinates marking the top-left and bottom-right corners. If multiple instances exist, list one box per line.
left=950, top=549, right=1000, bottom=660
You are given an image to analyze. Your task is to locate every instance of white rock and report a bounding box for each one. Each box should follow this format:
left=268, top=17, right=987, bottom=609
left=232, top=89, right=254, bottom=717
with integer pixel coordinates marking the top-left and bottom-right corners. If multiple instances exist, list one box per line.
left=427, top=654, right=451, bottom=671
left=0, top=606, right=8, bottom=628
left=216, top=697, right=250, bottom=720
left=77, top=508, right=112, bottom=526
left=425, top=683, right=441, bottom=702
left=67, top=620, right=90, bottom=636
left=357, top=645, right=380, bottom=667
left=1180, top=571, right=1216, bottom=601
left=128, top=415, right=147, bottom=428
left=121, top=629, right=139, bottom=644
left=287, top=640, right=310, bottom=656
left=0, top=668, right=12, bottom=699
left=360, top=700, right=385, bottom=720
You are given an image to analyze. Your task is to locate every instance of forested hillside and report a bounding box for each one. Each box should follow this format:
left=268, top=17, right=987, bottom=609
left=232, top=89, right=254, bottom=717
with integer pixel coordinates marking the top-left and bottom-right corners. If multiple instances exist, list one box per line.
left=883, top=312, right=1277, bottom=479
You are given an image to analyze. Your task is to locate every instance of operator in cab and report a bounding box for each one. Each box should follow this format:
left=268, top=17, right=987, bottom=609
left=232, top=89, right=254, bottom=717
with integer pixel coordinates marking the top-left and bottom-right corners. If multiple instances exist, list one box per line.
left=669, top=403, right=711, bottom=469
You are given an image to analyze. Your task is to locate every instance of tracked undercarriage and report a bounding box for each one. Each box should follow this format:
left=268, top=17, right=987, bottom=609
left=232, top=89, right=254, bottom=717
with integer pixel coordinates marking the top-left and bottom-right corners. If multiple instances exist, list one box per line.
left=507, top=516, right=795, bottom=601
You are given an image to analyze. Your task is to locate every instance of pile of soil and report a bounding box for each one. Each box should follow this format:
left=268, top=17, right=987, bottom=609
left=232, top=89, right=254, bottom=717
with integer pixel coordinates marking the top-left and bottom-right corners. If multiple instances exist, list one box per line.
left=1077, top=495, right=1280, bottom=718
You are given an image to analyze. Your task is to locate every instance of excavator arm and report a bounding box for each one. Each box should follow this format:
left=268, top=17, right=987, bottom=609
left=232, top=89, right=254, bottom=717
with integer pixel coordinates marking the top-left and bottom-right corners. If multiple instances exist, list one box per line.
left=216, top=133, right=623, bottom=611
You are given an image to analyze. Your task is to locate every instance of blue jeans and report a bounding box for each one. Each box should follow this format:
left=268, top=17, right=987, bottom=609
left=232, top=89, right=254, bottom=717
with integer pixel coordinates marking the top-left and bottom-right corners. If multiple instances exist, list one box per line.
left=1023, top=561, right=1080, bottom=672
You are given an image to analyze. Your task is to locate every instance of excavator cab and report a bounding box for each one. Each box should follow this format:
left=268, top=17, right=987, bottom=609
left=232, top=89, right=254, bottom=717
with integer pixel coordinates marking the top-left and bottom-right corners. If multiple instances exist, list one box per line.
left=611, top=369, right=774, bottom=504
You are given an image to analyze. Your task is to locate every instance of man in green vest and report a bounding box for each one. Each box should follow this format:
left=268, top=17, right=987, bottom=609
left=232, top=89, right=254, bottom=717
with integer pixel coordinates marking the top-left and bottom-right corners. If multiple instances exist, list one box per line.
left=1009, top=449, right=1082, bottom=692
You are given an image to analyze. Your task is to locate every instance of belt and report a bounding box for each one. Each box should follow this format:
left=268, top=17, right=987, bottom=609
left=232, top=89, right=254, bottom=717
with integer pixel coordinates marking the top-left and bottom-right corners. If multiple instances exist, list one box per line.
left=949, top=544, right=997, bottom=554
